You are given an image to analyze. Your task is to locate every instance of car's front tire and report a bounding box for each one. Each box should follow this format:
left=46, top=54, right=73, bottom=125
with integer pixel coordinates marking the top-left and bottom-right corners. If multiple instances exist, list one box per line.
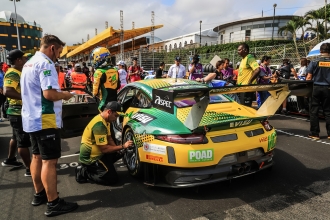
left=123, top=127, right=144, bottom=177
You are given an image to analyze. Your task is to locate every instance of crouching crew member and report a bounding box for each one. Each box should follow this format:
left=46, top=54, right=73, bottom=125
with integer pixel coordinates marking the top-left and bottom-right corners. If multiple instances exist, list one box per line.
left=75, top=101, right=133, bottom=185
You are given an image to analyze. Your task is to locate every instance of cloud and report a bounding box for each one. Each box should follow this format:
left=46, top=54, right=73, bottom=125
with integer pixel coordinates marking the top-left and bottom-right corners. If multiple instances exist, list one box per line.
left=1, top=0, right=318, bottom=46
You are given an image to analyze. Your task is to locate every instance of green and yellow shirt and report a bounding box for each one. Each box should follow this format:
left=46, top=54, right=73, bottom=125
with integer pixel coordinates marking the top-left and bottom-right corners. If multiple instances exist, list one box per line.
left=237, top=54, right=259, bottom=85
left=79, top=114, right=110, bottom=165
left=4, top=68, right=22, bottom=116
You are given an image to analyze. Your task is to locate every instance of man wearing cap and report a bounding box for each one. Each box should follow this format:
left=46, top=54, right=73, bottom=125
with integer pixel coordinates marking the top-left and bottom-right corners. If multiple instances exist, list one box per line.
left=117, top=60, right=127, bottom=90
left=1, top=50, right=32, bottom=176
left=128, top=57, right=142, bottom=82
left=75, top=101, right=133, bottom=185
left=167, top=56, right=186, bottom=79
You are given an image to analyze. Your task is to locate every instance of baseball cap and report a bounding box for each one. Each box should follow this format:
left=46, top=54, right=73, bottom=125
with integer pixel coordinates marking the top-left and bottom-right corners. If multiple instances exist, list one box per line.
left=75, top=63, right=80, bottom=67
left=175, top=56, right=181, bottom=61
left=6, top=49, right=30, bottom=61
left=104, top=101, right=122, bottom=112
left=117, top=60, right=125, bottom=66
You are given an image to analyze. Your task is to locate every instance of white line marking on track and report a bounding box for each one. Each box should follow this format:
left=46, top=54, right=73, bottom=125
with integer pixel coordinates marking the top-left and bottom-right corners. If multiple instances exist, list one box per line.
left=276, top=129, right=330, bottom=146
left=60, top=153, right=79, bottom=158
left=274, top=114, right=308, bottom=121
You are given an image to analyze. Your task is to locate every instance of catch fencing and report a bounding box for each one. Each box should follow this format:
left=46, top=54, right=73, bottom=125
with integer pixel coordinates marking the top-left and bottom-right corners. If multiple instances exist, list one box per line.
left=0, top=47, right=9, bottom=63
left=115, top=39, right=319, bottom=72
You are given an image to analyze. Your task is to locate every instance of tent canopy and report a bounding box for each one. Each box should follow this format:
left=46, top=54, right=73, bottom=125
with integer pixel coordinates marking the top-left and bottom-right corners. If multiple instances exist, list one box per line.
left=307, top=38, right=330, bottom=57
left=66, top=24, right=163, bottom=58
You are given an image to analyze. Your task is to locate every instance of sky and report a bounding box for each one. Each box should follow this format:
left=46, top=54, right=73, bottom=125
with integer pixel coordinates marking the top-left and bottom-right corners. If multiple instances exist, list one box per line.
left=1, top=0, right=325, bottom=46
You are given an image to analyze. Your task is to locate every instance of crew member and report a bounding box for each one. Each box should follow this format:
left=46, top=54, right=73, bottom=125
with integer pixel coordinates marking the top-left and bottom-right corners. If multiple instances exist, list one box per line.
left=1, top=50, right=31, bottom=177
left=56, top=63, right=66, bottom=89
left=75, top=101, right=133, bottom=185
left=92, top=47, right=120, bottom=110
left=188, top=54, right=203, bottom=80
left=306, top=43, right=330, bottom=140
left=71, top=63, right=87, bottom=94
left=237, top=43, right=260, bottom=107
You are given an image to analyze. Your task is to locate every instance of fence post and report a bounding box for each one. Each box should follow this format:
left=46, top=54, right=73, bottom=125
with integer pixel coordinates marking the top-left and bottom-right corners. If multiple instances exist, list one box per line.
left=283, top=45, right=286, bottom=59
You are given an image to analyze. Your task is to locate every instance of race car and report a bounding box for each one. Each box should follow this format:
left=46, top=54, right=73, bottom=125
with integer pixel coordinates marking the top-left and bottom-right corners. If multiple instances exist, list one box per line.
left=115, top=78, right=312, bottom=187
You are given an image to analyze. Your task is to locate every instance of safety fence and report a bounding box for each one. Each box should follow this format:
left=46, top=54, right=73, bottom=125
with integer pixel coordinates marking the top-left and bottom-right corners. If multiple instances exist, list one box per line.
left=115, top=39, right=319, bottom=72
left=0, top=48, right=9, bottom=63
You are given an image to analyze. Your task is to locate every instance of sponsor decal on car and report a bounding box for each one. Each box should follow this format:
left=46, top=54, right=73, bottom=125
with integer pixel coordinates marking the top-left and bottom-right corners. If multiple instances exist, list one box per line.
left=154, top=95, right=172, bottom=108
left=152, top=89, right=174, bottom=114
left=188, top=149, right=214, bottom=163
left=229, top=119, right=252, bottom=128
left=131, top=112, right=156, bottom=125
left=268, top=132, right=277, bottom=151
left=146, top=155, right=163, bottom=162
left=259, top=136, right=267, bottom=143
left=143, top=142, right=166, bottom=155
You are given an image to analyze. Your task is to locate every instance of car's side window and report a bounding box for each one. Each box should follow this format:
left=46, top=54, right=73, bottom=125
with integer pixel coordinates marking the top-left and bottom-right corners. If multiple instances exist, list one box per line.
left=131, top=90, right=151, bottom=108
left=122, top=88, right=137, bottom=112
left=117, top=89, right=128, bottom=104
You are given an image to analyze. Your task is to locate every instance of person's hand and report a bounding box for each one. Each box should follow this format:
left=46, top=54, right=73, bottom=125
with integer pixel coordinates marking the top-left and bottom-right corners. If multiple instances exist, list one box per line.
left=123, top=140, right=133, bottom=149
left=62, top=91, right=74, bottom=101
left=195, top=78, right=201, bottom=82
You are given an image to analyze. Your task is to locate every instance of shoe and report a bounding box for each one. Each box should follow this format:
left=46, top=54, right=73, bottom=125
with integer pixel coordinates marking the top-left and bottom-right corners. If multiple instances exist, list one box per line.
left=25, top=168, right=31, bottom=177
left=45, top=198, right=78, bottom=217
left=75, top=165, right=88, bottom=183
left=308, top=134, right=320, bottom=140
left=31, top=190, right=47, bottom=206
left=280, top=109, right=288, bottom=115
left=1, top=157, right=23, bottom=167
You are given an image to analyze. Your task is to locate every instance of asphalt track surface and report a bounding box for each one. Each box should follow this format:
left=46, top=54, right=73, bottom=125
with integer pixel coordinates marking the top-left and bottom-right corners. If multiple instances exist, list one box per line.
left=1, top=114, right=330, bottom=220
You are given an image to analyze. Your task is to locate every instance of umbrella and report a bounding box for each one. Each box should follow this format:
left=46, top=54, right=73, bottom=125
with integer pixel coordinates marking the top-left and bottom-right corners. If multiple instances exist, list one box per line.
left=307, top=38, right=330, bottom=57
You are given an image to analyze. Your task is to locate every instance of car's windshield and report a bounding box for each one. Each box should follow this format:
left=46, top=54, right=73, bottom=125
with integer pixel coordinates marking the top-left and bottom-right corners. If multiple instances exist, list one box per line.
left=174, top=93, right=230, bottom=107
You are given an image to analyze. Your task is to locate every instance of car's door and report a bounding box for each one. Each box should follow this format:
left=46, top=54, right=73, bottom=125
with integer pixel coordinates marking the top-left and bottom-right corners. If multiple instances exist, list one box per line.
left=61, top=88, right=99, bottom=138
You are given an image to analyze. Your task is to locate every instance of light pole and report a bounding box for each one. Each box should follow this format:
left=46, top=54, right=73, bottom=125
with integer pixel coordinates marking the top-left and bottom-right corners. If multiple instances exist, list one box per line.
left=325, top=0, right=327, bottom=38
left=10, top=0, right=21, bottom=50
left=272, top=3, right=277, bottom=41
left=200, top=20, right=202, bottom=46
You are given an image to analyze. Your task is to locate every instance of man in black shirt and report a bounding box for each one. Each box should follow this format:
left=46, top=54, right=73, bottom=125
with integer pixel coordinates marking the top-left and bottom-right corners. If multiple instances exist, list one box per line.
left=306, top=43, right=330, bottom=140
left=155, top=62, right=165, bottom=79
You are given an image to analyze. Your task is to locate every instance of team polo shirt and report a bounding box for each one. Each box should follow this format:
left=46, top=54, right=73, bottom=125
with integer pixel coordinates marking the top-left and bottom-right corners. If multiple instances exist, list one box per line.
left=79, top=114, right=110, bottom=165
left=4, top=68, right=23, bottom=116
left=237, top=54, right=259, bottom=85
left=21, top=51, right=62, bottom=132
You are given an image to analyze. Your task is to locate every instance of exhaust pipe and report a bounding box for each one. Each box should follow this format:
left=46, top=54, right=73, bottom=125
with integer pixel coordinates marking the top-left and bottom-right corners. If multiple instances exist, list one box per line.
left=243, top=162, right=252, bottom=173
left=232, top=165, right=244, bottom=175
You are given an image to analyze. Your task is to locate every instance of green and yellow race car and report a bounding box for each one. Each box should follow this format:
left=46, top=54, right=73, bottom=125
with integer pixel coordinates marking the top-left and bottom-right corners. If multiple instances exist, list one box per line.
left=114, top=78, right=310, bottom=187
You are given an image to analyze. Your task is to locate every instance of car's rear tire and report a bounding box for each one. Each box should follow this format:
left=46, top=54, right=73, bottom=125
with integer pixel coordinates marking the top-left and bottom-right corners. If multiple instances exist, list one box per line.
left=123, top=127, right=144, bottom=177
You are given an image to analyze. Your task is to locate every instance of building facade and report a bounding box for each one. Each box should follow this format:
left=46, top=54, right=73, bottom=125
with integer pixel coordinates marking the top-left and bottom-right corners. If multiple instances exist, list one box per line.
left=213, top=15, right=296, bottom=44
left=0, top=11, right=42, bottom=51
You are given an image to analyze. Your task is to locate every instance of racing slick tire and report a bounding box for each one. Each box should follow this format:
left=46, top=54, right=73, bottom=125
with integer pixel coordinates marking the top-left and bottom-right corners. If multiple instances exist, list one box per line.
left=123, top=127, right=144, bottom=177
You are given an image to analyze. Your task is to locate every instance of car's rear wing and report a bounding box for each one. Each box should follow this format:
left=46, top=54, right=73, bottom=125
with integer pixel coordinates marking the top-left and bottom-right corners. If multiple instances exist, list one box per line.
left=152, top=80, right=313, bottom=130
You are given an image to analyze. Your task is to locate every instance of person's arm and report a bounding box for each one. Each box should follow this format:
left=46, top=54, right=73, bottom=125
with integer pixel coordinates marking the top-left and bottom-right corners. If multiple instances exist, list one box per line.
left=305, top=62, right=313, bottom=80
left=196, top=73, right=216, bottom=82
left=167, top=66, right=173, bottom=78
left=92, top=69, right=102, bottom=96
left=3, top=87, right=21, bottom=100
left=306, top=73, right=313, bottom=80
left=181, top=66, right=186, bottom=78
left=248, top=67, right=260, bottom=84
left=247, top=56, right=260, bottom=84
left=291, top=66, right=298, bottom=79
left=63, top=78, right=67, bottom=88
left=97, top=139, right=133, bottom=153
left=43, top=89, right=73, bottom=101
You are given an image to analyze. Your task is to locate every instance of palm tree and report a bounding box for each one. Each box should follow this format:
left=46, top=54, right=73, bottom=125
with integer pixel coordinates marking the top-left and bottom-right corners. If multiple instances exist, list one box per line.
left=294, top=16, right=312, bottom=56
left=278, top=17, right=302, bottom=58
left=306, top=22, right=328, bottom=41
left=305, top=8, right=326, bottom=41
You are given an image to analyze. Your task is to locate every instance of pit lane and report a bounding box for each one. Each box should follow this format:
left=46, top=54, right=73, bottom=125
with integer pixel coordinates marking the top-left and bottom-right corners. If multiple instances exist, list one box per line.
left=1, top=114, right=330, bottom=220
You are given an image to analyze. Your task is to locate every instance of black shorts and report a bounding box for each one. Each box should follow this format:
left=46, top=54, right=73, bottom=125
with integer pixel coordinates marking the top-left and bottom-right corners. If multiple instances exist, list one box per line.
left=30, top=128, right=61, bottom=160
left=8, top=115, right=31, bottom=148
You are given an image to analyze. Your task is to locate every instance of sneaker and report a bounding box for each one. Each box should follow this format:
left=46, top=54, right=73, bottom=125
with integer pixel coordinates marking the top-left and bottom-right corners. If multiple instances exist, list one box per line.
left=45, top=198, right=78, bottom=217
left=25, top=168, right=31, bottom=177
left=1, top=157, right=23, bottom=167
left=75, top=165, right=88, bottom=183
left=31, top=190, right=47, bottom=206
left=308, top=134, right=320, bottom=140
left=280, top=109, right=288, bottom=115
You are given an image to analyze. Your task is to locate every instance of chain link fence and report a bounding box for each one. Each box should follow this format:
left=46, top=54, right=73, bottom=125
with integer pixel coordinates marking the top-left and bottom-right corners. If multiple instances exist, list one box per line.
left=115, top=39, right=320, bottom=72
left=0, top=47, right=9, bottom=63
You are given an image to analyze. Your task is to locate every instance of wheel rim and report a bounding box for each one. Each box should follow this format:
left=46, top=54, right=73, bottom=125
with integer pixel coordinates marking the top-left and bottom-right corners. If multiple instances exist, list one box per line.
left=124, top=130, right=137, bottom=171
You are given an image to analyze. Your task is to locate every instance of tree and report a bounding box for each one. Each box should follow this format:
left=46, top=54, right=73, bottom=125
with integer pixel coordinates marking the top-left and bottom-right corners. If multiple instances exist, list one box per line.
left=278, top=17, right=302, bottom=58
left=305, top=8, right=327, bottom=41
left=306, top=22, right=328, bottom=41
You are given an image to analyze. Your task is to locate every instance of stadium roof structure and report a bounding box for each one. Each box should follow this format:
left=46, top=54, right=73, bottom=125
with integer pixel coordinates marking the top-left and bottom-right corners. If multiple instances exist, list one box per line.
left=65, top=24, right=163, bottom=58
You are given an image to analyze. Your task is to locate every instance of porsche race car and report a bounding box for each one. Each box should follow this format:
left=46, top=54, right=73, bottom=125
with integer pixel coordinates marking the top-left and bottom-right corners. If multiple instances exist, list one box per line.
left=114, top=78, right=312, bottom=187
